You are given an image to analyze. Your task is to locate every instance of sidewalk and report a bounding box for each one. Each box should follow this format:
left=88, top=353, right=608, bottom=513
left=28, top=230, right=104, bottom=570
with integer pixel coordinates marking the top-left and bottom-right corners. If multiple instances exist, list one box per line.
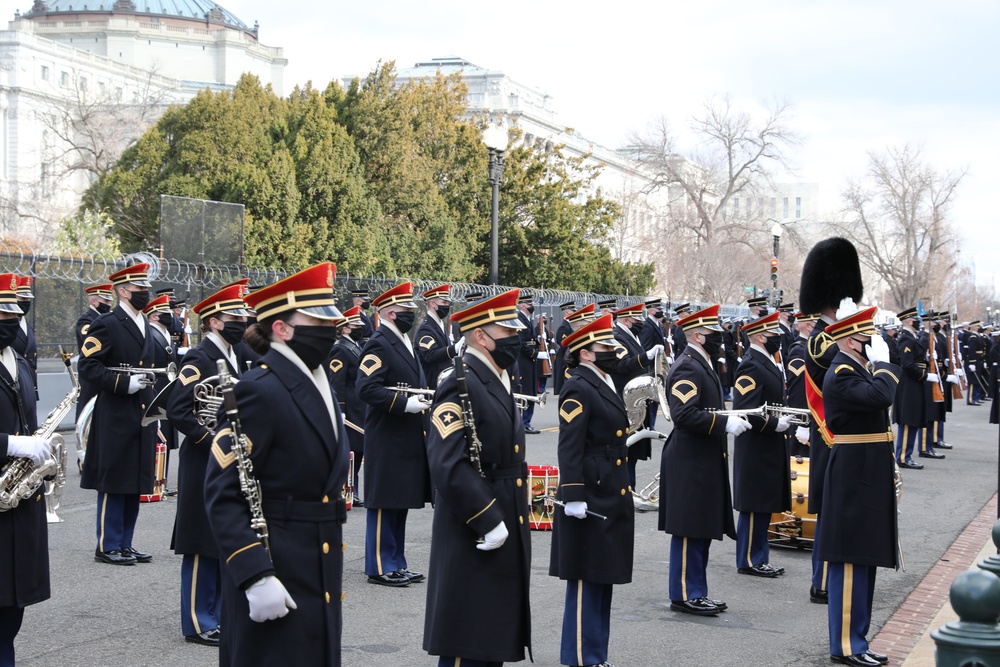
left=873, top=493, right=998, bottom=666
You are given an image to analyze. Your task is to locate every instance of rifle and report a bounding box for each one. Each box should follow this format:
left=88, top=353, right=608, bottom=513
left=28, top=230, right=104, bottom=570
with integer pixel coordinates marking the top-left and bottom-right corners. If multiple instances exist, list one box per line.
left=947, top=320, right=966, bottom=398
left=927, top=325, right=944, bottom=403
left=538, top=316, right=552, bottom=376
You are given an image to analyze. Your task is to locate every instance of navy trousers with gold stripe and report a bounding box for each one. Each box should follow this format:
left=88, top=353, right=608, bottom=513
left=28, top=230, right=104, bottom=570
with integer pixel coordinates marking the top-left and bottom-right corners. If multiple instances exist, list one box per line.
left=827, top=562, right=876, bottom=657
left=96, top=492, right=140, bottom=552
left=735, top=511, right=770, bottom=569
left=180, top=554, right=222, bottom=637
left=560, top=579, right=612, bottom=667
left=812, top=514, right=828, bottom=592
left=894, top=424, right=919, bottom=462
left=669, top=536, right=710, bottom=601
left=365, top=508, right=408, bottom=576
left=437, top=657, right=501, bottom=667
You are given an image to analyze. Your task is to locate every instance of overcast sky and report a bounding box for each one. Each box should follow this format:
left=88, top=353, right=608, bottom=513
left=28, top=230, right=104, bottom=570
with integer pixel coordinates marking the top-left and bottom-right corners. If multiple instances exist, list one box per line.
left=223, top=0, right=998, bottom=289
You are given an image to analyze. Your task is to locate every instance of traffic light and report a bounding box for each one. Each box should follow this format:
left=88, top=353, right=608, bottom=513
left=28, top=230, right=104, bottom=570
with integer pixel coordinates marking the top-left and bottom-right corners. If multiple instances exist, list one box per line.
left=770, top=258, right=779, bottom=281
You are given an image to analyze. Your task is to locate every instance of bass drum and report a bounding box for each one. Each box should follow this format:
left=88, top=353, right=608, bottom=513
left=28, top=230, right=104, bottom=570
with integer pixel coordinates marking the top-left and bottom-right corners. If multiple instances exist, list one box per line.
left=768, top=456, right=816, bottom=549
left=75, top=396, right=96, bottom=472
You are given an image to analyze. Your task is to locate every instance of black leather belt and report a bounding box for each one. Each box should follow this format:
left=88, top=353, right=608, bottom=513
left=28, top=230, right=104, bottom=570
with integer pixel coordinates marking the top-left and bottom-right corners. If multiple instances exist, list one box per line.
left=263, top=497, right=347, bottom=524
left=482, top=461, right=527, bottom=481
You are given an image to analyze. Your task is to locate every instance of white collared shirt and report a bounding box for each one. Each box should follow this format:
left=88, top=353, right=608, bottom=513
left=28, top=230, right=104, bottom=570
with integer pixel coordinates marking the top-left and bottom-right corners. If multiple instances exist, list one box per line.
left=0, top=346, right=16, bottom=380
left=271, top=340, right=339, bottom=440
left=615, top=320, right=639, bottom=344
left=207, top=331, right=239, bottom=373
left=467, top=345, right=511, bottom=394
left=119, top=299, right=146, bottom=338
left=381, top=317, right=414, bottom=356
left=581, top=361, right=617, bottom=392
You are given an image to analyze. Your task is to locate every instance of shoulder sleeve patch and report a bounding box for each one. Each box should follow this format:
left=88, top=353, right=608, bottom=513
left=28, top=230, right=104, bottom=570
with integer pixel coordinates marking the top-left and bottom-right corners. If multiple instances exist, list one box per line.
left=903, top=347, right=911, bottom=353
left=834, top=364, right=855, bottom=375
left=788, top=359, right=805, bottom=376
left=615, top=346, right=628, bottom=359
left=418, top=335, right=436, bottom=350
left=671, top=379, right=698, bottom=404
left=359, top=354, right=382, bottom=377
left=734, top=375, right=757, bottom=396
left=178, top=364, right=202, bottom=387
left=81, top=336, right=102, bottom=357
left=329, top=359, right=344, bottom=373
left=431, top=401, right=464, bottom=439
left=559, top=398, right=584, bottom=423
left=80, top=323, right=90, bottom=336
left=210, top=428, right=253, bottom=471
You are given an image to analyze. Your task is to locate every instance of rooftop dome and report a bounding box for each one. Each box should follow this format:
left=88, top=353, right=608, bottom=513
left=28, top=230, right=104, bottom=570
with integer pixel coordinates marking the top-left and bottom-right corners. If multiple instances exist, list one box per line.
left=21, top=0, right=257, bottom=36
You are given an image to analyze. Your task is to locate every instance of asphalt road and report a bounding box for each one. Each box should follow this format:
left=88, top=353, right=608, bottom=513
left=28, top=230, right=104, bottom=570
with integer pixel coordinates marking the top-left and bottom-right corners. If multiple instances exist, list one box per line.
left=15, top=372, right=999, bottom=667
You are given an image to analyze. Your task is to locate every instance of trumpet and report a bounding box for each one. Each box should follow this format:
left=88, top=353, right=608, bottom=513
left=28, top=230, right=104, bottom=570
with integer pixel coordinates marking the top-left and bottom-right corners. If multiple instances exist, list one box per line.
left=109, top=362, right=178, bottom=385
left=710, top=403, right=811, bottom=426
left=394, top=384, right=434, bottom=403
left=513, top=392, right=547, bottom=411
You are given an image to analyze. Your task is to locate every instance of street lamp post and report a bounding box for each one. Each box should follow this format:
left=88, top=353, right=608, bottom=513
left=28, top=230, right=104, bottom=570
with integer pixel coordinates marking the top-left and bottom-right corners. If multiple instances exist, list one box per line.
left=483, top=124, right=508, bottom=286
left=770, top=222, right=783, bottom=308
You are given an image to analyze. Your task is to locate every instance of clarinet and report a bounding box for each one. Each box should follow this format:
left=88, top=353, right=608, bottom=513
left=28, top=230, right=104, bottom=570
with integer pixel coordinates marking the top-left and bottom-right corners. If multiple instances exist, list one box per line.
left=216, top=360, right=271, bottom=558
left=453, top=356, right=485, bottom=478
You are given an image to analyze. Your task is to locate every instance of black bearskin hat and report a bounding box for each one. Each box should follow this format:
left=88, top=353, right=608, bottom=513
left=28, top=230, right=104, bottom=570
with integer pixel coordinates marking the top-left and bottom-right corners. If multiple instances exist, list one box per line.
left=799, top=237, right=863, bottom=315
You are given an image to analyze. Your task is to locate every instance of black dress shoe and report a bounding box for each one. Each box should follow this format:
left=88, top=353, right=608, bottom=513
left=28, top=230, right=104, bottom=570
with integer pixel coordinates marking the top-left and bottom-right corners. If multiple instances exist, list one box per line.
left=524, top=426, right=541, bottom=434
left=121, top=547, right=153, bottom=563
left=95, top=548, right=136, bottom=566
left=935, top=441, right=953, bottom=450
left=352, top=497, right=364, bottom=508
left=918, top=449, right=945, bottom=459
left=831, top=653, right=880, bottom=666
left=738, top=564, right=779, bottom=578
left=185, top=628, right=221, bottom=646
left=397, top=568, right=424, bottom=583
left=898, top=459, right=924, bottom=470
left=761, top=562, right=785, bottom=575
left=670, top=598, right=720, bottom=616
left=164, top=488, right=178, bottom=497
left=810, top=586, right=829, bottom=604
left=865, top=649, right=888, bottom=664
left=367, top=572, right=410, bottom=587
left=703, top=597, right=727, bottom=611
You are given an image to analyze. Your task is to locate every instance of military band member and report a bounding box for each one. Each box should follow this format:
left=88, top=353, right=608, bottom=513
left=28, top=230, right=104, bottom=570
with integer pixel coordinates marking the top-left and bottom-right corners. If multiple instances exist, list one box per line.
left=75, top=284, right=114, bottom=421
left=415, top=284, right=462, bottom=389
left=740, top=297, right=769, bottom=351
left=932, top=313, right=957, bottom=451
left=515, top=292, right=541, bottom=434
left=611, top=303, right=662, bottom=488
left=551, top=313, right=635, bottom=667
left=423, top=289, right=532, bottom=667
left=659, top=304, right=746, bottom=616
left=142, top=295, right=179, bottom=493
left=78, top=263, right=157, bottom=566
left=785, top=312, right=817, bottom=458
left=669, top=303, right=691, bottom=356
left=350, top=288, right=376, bottom=343
left=732, top=312, right=792, bottom=578
left=816, top=306, right=898, bottom=667
left=0, top=273, right=50, bottom=667
left=12, top=277, right=37, bottom=396
left=356, top=282, right=431, bottom=587
left=596, top=297, right=617, bottom=319
left=167, top=283, right=250, bottom=647
left=639, top=298, right=668, bottom=427
left=964, top=321, right=986, bottom=405
left=328, top=306, right=366, bottom=507
left=552, top=301, right=576, bottom=395
left=777, top=303, right=796, bottom=364
left=204, top=263, right=348, bottom=667
left=881, top=324, right=901, bottom=366
left=893, top=308, right=931, bottom=470
left=917, top=313, right=947, bottom=460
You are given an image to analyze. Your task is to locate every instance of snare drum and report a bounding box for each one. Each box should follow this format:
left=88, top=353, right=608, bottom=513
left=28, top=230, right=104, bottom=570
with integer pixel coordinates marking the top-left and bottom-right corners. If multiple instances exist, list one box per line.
left=768, top=456, right=816, bottom=548
left=527, top=465, right=559, bottom=530
left=140, top=441, right=167, bottom=503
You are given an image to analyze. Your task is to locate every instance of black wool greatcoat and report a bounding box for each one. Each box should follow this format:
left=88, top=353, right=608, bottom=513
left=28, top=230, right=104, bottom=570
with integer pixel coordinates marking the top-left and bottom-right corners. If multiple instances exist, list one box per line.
left=816, top=352, right=900, bottom=568
left=552, top=318, right=573, bottom=395
left=204, top=348, right=350, bottom=667
left=0, top=351, right=48, bottom=609
left=514, top=310, right=539, bottom=396
left=78, top=305, right=156, bottom=495
left=893, top=328, right=929, bottom=427
left=658, top=348, right=737, bottom=541
left=148, top=324, right=178, bottom=450
left=167, top=338, right=240, bottom=556
left=731, top=348, right=792, bottom=514
left=415, top=313, right=454, bottom=390
left=785, top=335, right=810, bottom=458
left=356, top=328, right=431, bottom=509
left=611, top=323, right=651, bottom=460
left=550, top=365, right=635, bottom=584
left=423, top=353, right=531, bottom=663
left=75, top=308, right=100, bottom=420
left=806, top=319, right=838, bottom=516
left=327, top=335, right=365, bottom=458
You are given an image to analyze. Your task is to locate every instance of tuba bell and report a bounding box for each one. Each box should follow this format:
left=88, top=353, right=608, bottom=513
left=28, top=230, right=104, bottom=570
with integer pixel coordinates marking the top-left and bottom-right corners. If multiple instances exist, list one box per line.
left=621, top=349, right=671, bottom=512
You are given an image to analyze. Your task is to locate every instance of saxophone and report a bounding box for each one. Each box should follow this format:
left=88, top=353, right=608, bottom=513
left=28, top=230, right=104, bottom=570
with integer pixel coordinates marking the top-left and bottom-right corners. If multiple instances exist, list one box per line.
left=0, top=349, right=76, bottom=517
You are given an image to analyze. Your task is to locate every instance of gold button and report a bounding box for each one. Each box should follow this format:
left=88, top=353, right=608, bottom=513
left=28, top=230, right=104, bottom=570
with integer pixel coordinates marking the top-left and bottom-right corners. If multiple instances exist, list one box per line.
left=628, top=485, right=633, bottom=492
left=516, top=478, right=523, bottom=487
left=141, top=404, right=146, bottom=410
left=519, top=516, right=524, bottom=525
left=323, top=542, right=330, bottom=554
left=723, top=452, right=727, bottom=459
left=340, top=592, right=346, bottom=601
left=322, top=495, right=329, bottom=503
left=423, top=431, right=427, bottom=437
left=514, top=445, right=519, bottom=453
left=616, top=459, right=622, bottom=466
left=139, top=361, right=144, bottom=366
left=625, top=456, right=629, bottom=463
left=616, top=429, right=623, bottom=437
left=620, top=489, right=626, bottom=496
left=325, top=592, right=331, bottom=603
left=342, top=543, right=346, bottom=552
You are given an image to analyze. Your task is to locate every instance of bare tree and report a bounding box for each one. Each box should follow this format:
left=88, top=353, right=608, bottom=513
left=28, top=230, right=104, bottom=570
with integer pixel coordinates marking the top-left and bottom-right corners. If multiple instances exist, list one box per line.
left=829, top=145, right=965, bottom=311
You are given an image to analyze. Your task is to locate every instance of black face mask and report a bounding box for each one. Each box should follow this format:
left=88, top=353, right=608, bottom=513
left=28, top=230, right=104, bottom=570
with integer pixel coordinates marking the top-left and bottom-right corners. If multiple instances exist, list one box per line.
left=652, top=310, right=663, bottom=320
left=434, top=304, right=451, bottom=319
left=157, top=313, right=173, bottom=327
left=701, top=332, right=723, bottom=359
left=96, top=302, right=111, bottom=314
left=393, top=311, right=415, bottom=334
left=286, top=324, right=338, bottom=369
left=933, top=324, right=941, bottom=333
left=763, top=335, right=782, bottom=355
left=853, top=338, right=870, bottom=361
left=484, top=331, right=521, bottom=370
left=525, top=305, right=534, bottom=315
left=18, top=301, right=30, bottom=316
left=360, top=300, right=371, bottom=311
left=126, top=289, right=150, bottom=311
left=221, top=321, right=247, bottom=346
left=631, top=321, right=645, bottom=336
left=593, top=350, right=620, bottom=374
left=348, top=327, right=364, bottom=342
left=0, top=318, right=19, bottom=349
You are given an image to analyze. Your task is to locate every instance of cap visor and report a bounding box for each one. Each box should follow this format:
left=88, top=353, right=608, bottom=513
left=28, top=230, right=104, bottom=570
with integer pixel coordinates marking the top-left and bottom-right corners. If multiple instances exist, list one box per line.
left=495, top=317, right=527, bottom=330
left=296, top=304, right=343, bottom=321
left=17, top=293, right=35, bottom=299
left=0, top=303, right=22, bottom=314
left=130, top=279, right=152, bottom=288
left=219, top=307, right=250, bottom=317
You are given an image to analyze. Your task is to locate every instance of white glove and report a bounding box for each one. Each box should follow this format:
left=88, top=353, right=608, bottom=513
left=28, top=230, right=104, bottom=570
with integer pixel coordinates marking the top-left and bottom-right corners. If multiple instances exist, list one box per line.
left=404, top=396, right=429, bottom=414
left=795, top=426, right=810, bottom=445
left=626, top=428, right=667, bottom=446
left=666, top=335, right=674, bottom=346
left=947, top=374, right=958, bottom=384
left=646, top=344, right=664, bottom=360
left=775, top=416, right=792, bottom=433
left=476, top=520, right=508, bottom=551
left=6, top=435, right=51, bottom=466
left=925, top=373, right=940, bottom=383
left=725, top=416, right=752, bottom=436
left=957, top=368, right=965, bottom=377
left=246, top=576, right=297, bottom=623
left=865, top=335, right=891, bottom=364
left=127, top=375, right=146, bottom=394
left=737, top=356, right=743, bottom=363
left=452, top=337, right=467, bottom=357
left=564, top=501, right=588, bottom=519
left=970, top=364, right=977, bottom=372
left=718, top=357, right=726, bottom=365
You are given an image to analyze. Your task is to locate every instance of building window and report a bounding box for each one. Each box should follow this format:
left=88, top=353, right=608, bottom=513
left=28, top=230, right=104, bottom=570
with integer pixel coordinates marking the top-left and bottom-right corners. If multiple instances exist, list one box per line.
left=782, top=197, right=789, bottom=219
left=80, top=77, right=87, bottom=91
left=40, top=65, right=49, bottom=81
left=98, top=81, right=106, bottom=95
left=770, top=197, right=776, bottom=218
left=115, top=87, right=123, bottom=101
left=795, top=197, right=802, bottom=218
left=733, top=197, right=739, bottom=218
left=60, top=71, right=69, bottom=86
